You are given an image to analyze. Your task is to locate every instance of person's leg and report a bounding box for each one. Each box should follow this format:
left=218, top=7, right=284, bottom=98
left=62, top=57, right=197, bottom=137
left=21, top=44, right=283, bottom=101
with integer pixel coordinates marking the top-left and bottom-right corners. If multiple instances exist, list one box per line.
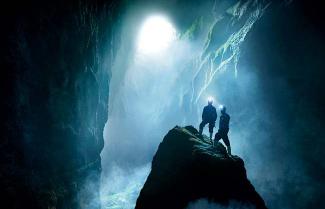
left=214, top=131, right=222, bottom=146
left=208, top=122, right=215, bottom=139
left=199, top=121, right=208, bottom=135
left=222, top=134, right=231, bottom=155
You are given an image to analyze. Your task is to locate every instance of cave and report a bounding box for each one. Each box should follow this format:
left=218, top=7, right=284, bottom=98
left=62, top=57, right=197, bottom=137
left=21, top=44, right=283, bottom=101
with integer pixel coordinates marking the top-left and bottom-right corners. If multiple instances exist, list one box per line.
left=1, top=1, right=324, bottom=209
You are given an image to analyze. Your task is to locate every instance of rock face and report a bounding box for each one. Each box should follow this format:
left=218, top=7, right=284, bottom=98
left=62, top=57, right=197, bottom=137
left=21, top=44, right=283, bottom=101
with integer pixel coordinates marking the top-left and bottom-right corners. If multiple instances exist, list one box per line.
left=135, top=126, right=267, bottom=209
left=1, top=1, right=121, bottom=208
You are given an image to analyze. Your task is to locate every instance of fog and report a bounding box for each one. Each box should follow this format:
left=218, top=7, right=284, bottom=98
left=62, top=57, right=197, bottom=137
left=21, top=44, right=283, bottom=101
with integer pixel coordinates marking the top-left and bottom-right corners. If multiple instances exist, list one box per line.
left=100, top=10, right=203, bottom=208
left=186, top=199, right=255, bottom=209
left=100, top=1, right=324, bottom=209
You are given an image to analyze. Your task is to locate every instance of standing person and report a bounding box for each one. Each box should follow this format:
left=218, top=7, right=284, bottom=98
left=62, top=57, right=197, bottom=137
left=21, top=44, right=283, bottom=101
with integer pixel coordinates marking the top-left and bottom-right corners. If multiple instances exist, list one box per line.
left=214, top=105, right=231, bottom=155
left=199, top=98, right=217, bottom=140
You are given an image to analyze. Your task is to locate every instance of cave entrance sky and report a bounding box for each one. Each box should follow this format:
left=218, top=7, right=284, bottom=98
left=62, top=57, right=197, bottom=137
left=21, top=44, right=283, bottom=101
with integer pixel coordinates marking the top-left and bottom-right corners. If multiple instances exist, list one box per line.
left=137, top=15, right=176, bottom=54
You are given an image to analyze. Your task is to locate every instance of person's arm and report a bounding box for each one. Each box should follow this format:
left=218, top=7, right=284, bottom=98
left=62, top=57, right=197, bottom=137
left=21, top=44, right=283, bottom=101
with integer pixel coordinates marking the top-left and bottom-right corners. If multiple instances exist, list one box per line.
left=213, top=108, right=217, bottom=121
left=202, top=107, right=206, bottom=120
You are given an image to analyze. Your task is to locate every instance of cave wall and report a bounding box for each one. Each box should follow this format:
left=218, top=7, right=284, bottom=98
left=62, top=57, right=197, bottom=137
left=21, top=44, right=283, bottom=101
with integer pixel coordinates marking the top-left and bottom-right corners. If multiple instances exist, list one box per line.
left=1, top=1, right=122, bottom=208
left=238, top=2, right=325, bottom=208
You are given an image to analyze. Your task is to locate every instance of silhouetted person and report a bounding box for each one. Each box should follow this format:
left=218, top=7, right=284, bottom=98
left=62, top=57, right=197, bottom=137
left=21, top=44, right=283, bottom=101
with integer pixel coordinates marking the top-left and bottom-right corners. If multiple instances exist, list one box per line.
left=199, top=98, right=217, bottom=139
left=214, top=106, right=231, bottom=155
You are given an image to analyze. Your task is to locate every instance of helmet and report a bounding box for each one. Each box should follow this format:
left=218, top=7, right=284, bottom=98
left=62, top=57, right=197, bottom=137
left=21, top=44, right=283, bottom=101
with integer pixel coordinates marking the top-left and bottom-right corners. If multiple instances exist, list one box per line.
left=208, top=97, right=213, bottom=105
left=220, top=105, right=226, bottom=113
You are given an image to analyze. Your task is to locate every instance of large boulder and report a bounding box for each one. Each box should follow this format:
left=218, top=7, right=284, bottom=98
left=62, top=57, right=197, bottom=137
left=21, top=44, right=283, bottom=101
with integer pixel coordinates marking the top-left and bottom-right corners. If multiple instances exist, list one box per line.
left=135, top=126, right=267, bottom=209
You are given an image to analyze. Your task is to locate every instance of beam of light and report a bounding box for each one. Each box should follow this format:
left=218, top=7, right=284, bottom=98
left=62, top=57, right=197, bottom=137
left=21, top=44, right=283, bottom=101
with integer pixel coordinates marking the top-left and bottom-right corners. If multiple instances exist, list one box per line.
left=137, top=15, right=176, bottom=54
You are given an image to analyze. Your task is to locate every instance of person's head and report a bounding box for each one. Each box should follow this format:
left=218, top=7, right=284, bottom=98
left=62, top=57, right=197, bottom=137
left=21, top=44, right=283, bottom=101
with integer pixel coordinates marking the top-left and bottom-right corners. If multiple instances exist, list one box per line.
left=208, top=97, right=213, bottom=105
left=220, top=105, right=226, bottom=114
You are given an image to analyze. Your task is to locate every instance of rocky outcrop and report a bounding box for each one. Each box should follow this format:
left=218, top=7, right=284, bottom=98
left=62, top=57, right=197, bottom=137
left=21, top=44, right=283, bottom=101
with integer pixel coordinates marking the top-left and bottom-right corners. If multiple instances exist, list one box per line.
left=135, top=126, right=267, bottom=209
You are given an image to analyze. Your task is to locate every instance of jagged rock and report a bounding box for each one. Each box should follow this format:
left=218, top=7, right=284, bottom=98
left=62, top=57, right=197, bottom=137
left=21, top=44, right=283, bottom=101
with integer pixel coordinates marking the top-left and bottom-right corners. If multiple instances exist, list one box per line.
left=135, top=126, right=267, bottom=209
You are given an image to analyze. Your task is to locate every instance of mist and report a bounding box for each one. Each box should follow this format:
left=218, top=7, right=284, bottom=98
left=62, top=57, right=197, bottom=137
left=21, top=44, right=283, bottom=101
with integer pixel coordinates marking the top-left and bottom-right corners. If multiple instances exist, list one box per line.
left=186, top=199, right=255, bottom=209
left=100, top=1, right=325, bottom=209
left=100, top=6, right=203, bottom=207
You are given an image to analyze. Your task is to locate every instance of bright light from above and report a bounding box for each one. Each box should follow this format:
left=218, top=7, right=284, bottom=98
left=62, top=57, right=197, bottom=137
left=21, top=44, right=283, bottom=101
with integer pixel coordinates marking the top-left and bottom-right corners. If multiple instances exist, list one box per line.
left=137, top=15, right=176, bottom=54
